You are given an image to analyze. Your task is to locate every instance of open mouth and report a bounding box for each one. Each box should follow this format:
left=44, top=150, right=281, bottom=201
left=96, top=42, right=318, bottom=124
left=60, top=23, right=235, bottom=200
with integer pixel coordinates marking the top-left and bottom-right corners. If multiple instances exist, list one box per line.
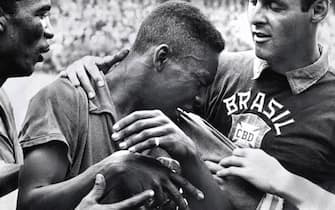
left=36, top=46, right=50, bottom=62
left=37, top=54, right=44, bottom=62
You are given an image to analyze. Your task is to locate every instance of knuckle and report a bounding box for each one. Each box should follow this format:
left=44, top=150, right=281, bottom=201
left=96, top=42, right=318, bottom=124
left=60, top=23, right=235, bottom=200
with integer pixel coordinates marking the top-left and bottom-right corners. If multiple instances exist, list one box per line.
left=148, top=138, right=156, bottom=145
left=164, top=126, right=174, bottom=133
left=140, top=130, right=150, bottom=138
left=135, top=121, right=145, bottom=129
left=132, top=111, right=141, bottom=118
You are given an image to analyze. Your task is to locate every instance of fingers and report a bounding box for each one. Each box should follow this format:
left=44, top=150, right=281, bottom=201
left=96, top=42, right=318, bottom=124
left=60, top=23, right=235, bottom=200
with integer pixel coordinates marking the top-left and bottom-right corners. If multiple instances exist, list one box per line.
left=212, top=174, right=225, bottom=186
left=113, top=190, right=155, bottom=210
left=170, top=173, right=204, bottom=201
left=63, top=56, right=100, bottom=99
left=66, top=65, right=82, bottom=87
left=77, top=67, right=97, bottom=99
left=219, top=156, right=245, bottom=167
left=83, top=59, right=105, bottom=88
left=112, top=110, right=164, bottom=132
left=204, top=160, right=222, bottom=174
left=86, top=174, right=106, bottom=201
left=96, top=49, right=130, bottom=73
left=164, top=183, right=189, bottom=210
left=128, top=137, right=163, bottom=153
left=119, top=125, right=171, bottom=150
left=216, top=166, right=245, bottom=178
left=111, top=117, right=166, bottom=142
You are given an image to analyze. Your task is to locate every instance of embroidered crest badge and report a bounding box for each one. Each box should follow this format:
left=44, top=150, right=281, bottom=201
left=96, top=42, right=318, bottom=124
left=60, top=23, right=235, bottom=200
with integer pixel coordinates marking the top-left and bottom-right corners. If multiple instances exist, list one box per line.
left=229, top=113, right=271, bottom=148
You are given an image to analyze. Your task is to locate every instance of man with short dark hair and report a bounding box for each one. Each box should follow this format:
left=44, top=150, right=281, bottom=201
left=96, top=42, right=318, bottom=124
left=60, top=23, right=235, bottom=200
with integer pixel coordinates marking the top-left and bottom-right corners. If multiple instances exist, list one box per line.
left=202, top=0, right=335, bottom=209
left=18, top=2, right=225, bottom=210
left=0, top=0, right=53, bottom=197
left=73, top=0, right=335, bottom=209
left=0, top=1, right=156, bottom=209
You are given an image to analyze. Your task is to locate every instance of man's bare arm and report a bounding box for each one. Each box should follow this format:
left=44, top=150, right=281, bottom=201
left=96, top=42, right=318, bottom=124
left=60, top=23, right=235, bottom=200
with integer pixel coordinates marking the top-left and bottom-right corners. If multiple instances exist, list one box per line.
left=17, top=142, right=107, bottom=210
left=18, top=141, right=202, bottom=210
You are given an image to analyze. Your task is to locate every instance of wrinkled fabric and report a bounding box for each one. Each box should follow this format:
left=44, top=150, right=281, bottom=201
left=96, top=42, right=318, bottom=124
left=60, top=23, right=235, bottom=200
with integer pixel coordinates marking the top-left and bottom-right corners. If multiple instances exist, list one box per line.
left=0, top=88, right=22, bottom=165
left=19, top=78, right=176, bottom=209
left=203, top=48, right=335, bottom=210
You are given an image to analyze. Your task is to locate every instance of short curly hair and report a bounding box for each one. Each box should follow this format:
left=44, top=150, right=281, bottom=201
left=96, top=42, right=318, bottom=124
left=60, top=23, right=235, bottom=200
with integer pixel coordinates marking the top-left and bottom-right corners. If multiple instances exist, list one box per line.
left=132, top=1, right=225, bottom=58
left=0, top=0, right=18, bottom=15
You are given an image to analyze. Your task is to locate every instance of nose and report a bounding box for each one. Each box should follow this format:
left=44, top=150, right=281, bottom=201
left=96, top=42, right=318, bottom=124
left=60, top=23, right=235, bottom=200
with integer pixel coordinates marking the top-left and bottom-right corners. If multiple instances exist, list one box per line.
left=248, top=1, right=267, bottom=27
left=42, top=16, right=54, bottom=39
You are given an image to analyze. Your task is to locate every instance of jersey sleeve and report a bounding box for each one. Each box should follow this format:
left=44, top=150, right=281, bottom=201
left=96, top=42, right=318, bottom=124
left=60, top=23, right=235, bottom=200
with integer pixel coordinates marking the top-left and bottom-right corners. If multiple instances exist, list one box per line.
left=0, top=135, right=15, bottom=164
left=19, top=79, right=88, bottom=165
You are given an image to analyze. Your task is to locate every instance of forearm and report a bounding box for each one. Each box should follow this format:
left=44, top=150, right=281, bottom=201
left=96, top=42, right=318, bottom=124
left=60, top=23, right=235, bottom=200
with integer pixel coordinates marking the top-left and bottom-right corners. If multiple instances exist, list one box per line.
left=277, top=172, right=335, bottom=210
left=180, top=153, right=233, bottom=210
left=0, top=163, right=21, bottom=197
left=18, top=163, right=105, bottom=210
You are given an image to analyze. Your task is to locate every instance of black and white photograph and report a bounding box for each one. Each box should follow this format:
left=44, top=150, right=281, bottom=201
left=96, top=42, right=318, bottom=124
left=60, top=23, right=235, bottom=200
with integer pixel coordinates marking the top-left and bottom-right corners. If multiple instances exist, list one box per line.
left=0, top=0, right=335, bottom=209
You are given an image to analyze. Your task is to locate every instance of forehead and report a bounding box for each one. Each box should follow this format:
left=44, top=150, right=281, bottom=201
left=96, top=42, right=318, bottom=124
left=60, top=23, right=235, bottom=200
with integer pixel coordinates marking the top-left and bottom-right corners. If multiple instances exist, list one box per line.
left=16, top=0, right=51, bottom=12
left=257, top=0, right=302, bottom=7
left=181, top=49, right=219, bottom=77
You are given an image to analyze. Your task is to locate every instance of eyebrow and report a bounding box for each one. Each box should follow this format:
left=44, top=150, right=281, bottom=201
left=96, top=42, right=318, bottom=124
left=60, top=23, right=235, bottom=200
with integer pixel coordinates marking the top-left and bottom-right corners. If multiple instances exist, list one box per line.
left=263, top=0, right=285, bottom=4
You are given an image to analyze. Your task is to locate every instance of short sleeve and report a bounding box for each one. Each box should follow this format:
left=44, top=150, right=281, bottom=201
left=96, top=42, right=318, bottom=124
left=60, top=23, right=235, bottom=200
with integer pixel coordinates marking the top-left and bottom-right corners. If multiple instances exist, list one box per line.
left=19, top=79, right=88, bottom=165
left=0, top=135, right=15, bottom=164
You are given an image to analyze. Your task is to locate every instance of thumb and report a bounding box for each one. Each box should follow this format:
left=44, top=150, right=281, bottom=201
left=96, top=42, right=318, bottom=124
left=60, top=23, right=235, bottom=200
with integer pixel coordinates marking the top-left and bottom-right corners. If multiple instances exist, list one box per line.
left=97, top=49, right=129, bottom=73
left=88, top=174, right=106, bottom=201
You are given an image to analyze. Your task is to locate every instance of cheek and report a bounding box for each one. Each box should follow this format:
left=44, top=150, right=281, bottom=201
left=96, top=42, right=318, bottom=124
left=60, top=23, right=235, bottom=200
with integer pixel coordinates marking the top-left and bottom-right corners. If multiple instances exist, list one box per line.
left=15, top=17, right=44, bottom=45
left=272, top=14, right=305, bottom=39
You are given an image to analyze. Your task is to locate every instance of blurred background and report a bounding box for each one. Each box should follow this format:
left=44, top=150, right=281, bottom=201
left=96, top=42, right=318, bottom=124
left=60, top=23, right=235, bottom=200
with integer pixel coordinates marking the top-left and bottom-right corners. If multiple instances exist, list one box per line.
left=0, top=0, right=334, bottom=209
left=37, top=0, right=335, bottom=73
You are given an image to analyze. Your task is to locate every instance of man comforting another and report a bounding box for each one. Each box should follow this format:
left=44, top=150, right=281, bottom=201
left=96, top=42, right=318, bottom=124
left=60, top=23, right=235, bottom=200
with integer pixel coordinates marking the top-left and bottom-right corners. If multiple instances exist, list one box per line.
left=17, top=2, right=225, bottom=210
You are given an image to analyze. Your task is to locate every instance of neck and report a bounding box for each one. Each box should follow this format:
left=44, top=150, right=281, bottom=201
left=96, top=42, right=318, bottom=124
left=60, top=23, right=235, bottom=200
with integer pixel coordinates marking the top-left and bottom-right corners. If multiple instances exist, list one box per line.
left=104, top=53, right=148, bottom=120
left=268, top=38, right=320, bottom=74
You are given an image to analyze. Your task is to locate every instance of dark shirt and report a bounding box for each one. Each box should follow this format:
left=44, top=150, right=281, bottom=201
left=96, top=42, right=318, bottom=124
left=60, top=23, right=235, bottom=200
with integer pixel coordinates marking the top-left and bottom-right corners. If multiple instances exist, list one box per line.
left=203, top=46, right=335, bottom=209
left=0, top=88, right=22, bottom=165
left=19, top=78, right=118, bottom=178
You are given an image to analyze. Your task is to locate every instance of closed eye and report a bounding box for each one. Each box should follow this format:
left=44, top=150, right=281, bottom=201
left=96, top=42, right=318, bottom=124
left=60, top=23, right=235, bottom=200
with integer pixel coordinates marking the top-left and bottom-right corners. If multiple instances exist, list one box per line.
left=192, top=71, right=212, bottom=87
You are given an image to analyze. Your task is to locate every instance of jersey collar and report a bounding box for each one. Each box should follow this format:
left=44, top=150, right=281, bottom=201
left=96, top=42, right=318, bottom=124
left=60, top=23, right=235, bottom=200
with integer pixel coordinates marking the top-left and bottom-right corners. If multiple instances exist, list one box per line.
left=253, top=44, right=330, bottom=95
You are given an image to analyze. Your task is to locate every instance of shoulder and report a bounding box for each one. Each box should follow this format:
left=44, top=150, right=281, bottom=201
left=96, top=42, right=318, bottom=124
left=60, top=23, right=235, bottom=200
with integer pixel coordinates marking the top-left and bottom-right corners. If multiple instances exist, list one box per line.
left=218, top=50, right=255, bottom=73
left=19, top=78, right=89, bottom=163
left=215, top=50, right=254, bottom=84
left=211, top=50, right=254, bottom=92
left=29, top=78, right=87, bottom=111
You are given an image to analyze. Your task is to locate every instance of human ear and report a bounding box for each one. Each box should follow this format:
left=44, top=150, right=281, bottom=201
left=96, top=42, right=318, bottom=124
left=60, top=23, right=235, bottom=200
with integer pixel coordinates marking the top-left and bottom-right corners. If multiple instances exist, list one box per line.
left=310, top=0, right=329, bottom=23
left=153, top=44, right=169, bottom=72
left=0, top=16, right=6, bottom=33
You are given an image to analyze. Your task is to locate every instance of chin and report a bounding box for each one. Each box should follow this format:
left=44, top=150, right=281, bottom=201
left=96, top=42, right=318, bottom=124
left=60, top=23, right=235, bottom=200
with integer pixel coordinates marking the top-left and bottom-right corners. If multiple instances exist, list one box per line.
left=254, top=46, right=273, bottom=61
left=18, top=61, right=35, bottom=76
